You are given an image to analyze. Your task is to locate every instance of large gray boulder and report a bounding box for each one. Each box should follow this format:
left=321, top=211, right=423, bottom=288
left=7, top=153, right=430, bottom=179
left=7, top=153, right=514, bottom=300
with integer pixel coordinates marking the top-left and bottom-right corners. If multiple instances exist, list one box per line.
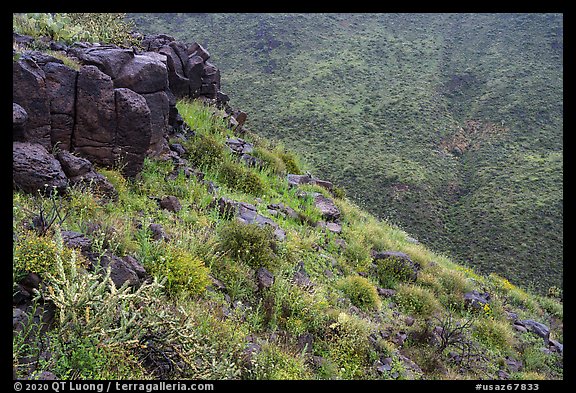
left=13, top=58, right=51, bottom=148
left=73, top=65, right=117, bottom=165
left=114, top=87, right=153, bottom=177
left=113, top=52, right=168, bottom=94
left=215, top=197, right=287, bottom=241
left=313, top=193, right=341, bottom=221
left=13, top=102, right=28, bottom=141
left=42, top=61, right=77, bottom=150
left=13, top=142, right=68, bottom=195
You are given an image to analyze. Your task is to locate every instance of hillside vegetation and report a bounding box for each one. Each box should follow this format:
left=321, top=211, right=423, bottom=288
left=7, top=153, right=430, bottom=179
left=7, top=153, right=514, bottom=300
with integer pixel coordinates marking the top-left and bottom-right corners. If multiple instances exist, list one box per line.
left=13, top=13, right=563, bottom=381
left=13, top=99, right=563, bottom=380
left=128, top=13, right=563, bottom=294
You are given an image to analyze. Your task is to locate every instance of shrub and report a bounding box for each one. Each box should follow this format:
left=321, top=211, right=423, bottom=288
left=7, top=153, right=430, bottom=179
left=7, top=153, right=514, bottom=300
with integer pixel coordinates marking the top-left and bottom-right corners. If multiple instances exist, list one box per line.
left=33, top=236, right=239, bottom=379
left=65, top=13, right=139, bottom=46
left=238, top=169, right=266, bottom=196
left=338, top=275, right=381, bottom=311
left=472, top=317, right=515, bottom=353
left=278, top=150, right=302, bottom=175
left=374, top=256, right=417, bottom=288
left=332, top=185, right=346, bottom=199
left=217, top=160, right=244, bottom=190
left=211, top=256, right=258, bottom=302
left=394, top=284, right=441, bottom=318
left=184, top=133, right=225, bottom=169
left=253, top=146, right=286, bottom=174
left=322, top=311, right=372, bottom=379
left=147, top=246, right=210, bottom=298
left=342, top=233, right=371, bottom=270
left=14, top=231, right=73, bottom=280
left=218, top=221, right=278, bottom=269
left=250, top=343, right=312, bottom=379
left=217, top=160, right=267, bottom=196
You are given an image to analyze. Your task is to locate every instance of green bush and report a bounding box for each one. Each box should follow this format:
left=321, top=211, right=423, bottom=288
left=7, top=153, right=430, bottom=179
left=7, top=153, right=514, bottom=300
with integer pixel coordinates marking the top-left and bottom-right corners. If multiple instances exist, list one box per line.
left=394, top=284, right=441, bottom=318
left=211, top=256, right=258, bottom=302
left=250, top=343, right=313, bottom=379
left=278, top=150, right=302, bottom=175
left=252, top=147, right=286, bottom=174
left=217, top=160, right=266, bottom=196
left=322, top=311, right=373, bottom=379
left=472, top=317, right=514, bottom=353
left=218, top=221, right=277, bottom=269
left=338, top=275, right=381, bottom=311
left=374, top=256, right=417, bottom=288
left=14, top=232, right=75, bottom=280
left=148, top=246, right=211, bottom=298
left=239, top=169, right=266, bottom=196
left=184, top=133, right=225, bottom=169
left=217, top=160, right=245, bottom=189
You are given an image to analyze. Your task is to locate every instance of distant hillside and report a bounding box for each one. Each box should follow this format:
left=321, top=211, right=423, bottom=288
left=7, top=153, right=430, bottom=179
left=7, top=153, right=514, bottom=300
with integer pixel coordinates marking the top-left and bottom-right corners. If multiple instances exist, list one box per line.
left=128, top=13, right=563, bottom=294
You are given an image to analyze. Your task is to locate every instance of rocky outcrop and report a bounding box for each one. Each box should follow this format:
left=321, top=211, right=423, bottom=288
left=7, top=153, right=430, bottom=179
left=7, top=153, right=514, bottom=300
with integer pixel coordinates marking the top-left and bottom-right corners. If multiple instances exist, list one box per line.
left=13, top=34, right=233, bottom=184
left=142, top=35, right=226, bottom=104
left=13, top=103, right=28, bottom=142
left=13, top=57, right=51, bottom=148
left=463, top=290, right=491, bottom=310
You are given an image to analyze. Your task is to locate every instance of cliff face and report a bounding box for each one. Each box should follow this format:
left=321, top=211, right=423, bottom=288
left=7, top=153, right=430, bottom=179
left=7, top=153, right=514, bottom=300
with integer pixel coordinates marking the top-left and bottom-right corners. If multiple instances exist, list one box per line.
left=13, top=33, right=240, bottom=186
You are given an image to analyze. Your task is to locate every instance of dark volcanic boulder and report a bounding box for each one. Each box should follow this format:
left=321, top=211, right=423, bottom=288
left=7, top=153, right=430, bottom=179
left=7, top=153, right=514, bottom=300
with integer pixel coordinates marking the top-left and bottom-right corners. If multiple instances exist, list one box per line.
left=93, top=251, right=141, bottom=288
left=142, top=34, right=176, bottom=51
left=515, top=319, right=550, bottom=343
left=13, top=142, right=68, bottom=194
left=313, top=193, right=341, bottom=221
left=73, top=65, right=117, bottom=165
left=463, top=290, right=491, bottom=310
left=161, top=44, right=190, bottom=97
left=56, top=150, right=92, bottom=178
left=13, top=58, right=51, bottom=148
left=61, top=230, right=92, bottom=253
left=287, top=174, right=313, bottom=188
left=160, top=195, right=182, bottom=213
left=256, top=267, right=275, bottom=291
left=141, top=91, right=169, bottom=156
left=56, top=150, right=118, bottom=200
left=215, top=197, right=287, bottom=241
left=69, top=46, right=135, bottom=79
left=113, top=52, right=168, bottom=94
left=42, top=62, right=77, bottom=150
left=13, top=102, right=27, bottom=141
left=114, top=87, right=153, bottom=177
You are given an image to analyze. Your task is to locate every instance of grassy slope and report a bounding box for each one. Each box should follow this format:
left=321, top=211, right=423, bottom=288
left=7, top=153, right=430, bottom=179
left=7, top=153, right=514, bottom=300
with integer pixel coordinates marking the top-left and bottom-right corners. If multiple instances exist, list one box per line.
left=13, top=99, right=563, bottom=380
left=127, top=13, right=563, bottom=294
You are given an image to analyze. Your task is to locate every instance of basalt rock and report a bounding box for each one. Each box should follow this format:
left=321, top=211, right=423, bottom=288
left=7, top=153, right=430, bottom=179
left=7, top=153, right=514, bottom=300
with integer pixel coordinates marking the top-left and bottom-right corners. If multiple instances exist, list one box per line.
left=215, top=197, right=287, bottom=241
left=463, top=290, right=491, bottom=310
left=13, top=103, right=28, bottom=142
left=13, top=34, right=234, bottom=184
left=13, top=58, right=51, bottom=148
left=13, top=142, right=68, bottom=195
